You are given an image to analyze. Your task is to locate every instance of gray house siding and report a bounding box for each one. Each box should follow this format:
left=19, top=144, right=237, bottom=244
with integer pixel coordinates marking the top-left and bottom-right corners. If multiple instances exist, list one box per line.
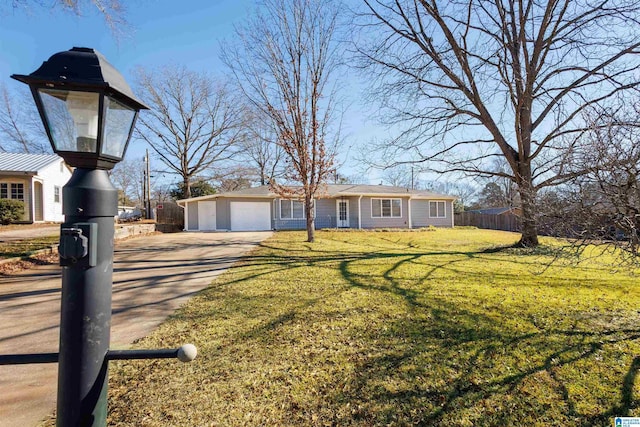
left=315, top=197, right=359, bottom=228
left=274, top=197, right=305, bottom=230
left=186, top=201, right=198, bottom=230
left=315, top=198, right=335, bottom=227
left=216, top=199, right=231, bottom=230
left=411, top=199, right=453, bottom=227
left=360, top=196, right=410, bottom=229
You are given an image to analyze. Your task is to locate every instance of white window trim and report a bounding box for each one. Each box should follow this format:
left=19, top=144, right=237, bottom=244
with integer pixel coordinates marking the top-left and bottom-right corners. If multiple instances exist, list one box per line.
left=54, top=186, right=61, bottom=203
left=279, top=199, right=305, bottom=220
left=429, top=201, right=446, bottom=218
left=371, top=198, right=402, bottom=218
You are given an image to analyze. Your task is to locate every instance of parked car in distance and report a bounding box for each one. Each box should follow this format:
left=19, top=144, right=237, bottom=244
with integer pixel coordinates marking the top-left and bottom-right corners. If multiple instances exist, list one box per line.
left=117, top=208, right=142, bottom=223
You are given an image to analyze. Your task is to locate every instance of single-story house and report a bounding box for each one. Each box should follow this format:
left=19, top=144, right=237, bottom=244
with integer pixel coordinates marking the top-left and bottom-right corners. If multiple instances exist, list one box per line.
left=177, top=184, right=456, bottom=232
left=0, top=152, right=72, bottom=223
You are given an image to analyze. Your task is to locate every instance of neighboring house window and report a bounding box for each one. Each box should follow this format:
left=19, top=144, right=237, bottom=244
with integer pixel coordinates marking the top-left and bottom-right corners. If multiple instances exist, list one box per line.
left=371, top=198, right=402, bottom=218
left=0, top=183, right=24, bottom=201
left=54, top=186, right=61, bottom=203
left=429, top=201, right=446, bottom=218
left=280, top=200, right=305, bottom=219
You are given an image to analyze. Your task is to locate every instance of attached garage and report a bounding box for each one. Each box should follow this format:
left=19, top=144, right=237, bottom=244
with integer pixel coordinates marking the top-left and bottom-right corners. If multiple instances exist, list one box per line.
left=230, top=201, right=272, bottom=231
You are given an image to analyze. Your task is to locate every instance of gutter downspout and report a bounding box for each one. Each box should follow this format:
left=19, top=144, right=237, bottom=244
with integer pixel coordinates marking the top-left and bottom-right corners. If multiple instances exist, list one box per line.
left=451, top=200, right=455, bottom=228
left=358, top=195, right=362, bottom=230
left=408, top=197, right=412, bottom=229
left=182, top=202, right=188, bottom=231
left=273, top=199, right=277, bottom=230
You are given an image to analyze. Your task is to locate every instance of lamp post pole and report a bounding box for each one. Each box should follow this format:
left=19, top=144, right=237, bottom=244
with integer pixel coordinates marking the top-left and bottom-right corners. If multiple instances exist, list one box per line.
left=145, top=148, right=151, bottom=219
left=57, top=168, right=117, bottom=425
left=7, top=47, right=197, bottom=426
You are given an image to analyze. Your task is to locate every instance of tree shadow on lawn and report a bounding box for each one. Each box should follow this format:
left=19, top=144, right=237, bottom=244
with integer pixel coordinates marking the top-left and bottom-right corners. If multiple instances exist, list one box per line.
left=124, top=238, right=640, bottom=426
left=219, top=245, right=640, bottom=426
left=332, top=254, right=640, bottom=425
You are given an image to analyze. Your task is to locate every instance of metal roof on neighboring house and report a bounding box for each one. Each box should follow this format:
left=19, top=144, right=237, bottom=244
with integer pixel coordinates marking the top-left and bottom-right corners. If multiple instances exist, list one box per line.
left=0, top=152, right=62, bottom=174
left=177, top=184, right=456, bottom=204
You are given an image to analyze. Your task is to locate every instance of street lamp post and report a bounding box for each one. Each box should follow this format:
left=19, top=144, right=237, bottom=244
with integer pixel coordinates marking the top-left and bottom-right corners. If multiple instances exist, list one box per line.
left=9, top=47, right=196, bottom=426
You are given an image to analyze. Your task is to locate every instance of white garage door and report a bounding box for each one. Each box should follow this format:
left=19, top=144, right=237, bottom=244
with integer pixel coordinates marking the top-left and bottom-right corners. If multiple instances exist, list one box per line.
left=230, top=201, right=271, bottom=231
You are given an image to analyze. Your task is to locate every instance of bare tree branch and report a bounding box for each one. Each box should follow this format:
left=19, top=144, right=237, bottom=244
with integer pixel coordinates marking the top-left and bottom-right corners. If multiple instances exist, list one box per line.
left=0, top=84, right=50, bottom=153
left=356, top=0, right=640, bottom=246
left=133, top=66, right=243, bottom=199
left=222, top=0, right=344, bottom=242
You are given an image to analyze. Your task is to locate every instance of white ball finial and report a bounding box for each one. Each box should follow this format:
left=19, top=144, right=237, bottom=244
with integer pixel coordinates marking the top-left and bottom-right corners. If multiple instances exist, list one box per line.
left=177, top=344, right=197, bottom=362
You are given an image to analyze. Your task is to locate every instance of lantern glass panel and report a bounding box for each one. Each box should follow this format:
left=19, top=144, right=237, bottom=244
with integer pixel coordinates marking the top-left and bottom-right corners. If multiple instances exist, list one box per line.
left=102, top=96, right=136, bottom=159
left=38, top=89, right=100, bottom=153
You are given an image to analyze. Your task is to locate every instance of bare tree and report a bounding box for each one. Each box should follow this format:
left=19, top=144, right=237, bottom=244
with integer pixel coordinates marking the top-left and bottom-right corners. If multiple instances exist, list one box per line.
left=223, top=0, right=343, bottom=242
left=0, top=85, right=50, bottom=153
left=152, top=183, right=173, bottom=204
left=356, top=0, right=640, bottom=247
left=540, top=105, right=640, bottom=257
left=5, top=0, right=129, bottom=35
left=381, top=164, right=419, bottom=189
left=241, top=108, right=285, bottom=186
left=134, top=66, right=243, bottom=199
left=422, top=179, right=478, bottom=212
left=109, top=157, right=144, bottom=205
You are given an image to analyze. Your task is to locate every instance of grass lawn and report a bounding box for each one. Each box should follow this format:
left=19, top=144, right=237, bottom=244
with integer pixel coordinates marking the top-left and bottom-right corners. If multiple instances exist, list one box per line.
left=107, top=228, right=640, bottom=426
left=0, top=235, right=58, bottom=259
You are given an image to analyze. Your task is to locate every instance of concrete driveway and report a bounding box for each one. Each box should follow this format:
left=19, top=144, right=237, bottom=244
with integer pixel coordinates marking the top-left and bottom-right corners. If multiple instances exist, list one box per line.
left=0, top=231, right=271, bottom=427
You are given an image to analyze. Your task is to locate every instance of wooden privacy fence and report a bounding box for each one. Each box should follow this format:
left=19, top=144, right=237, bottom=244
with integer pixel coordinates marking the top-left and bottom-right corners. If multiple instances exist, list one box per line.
left=455, top=212, right=521, bottom=232
left=155, top=202, right=184, bottom=227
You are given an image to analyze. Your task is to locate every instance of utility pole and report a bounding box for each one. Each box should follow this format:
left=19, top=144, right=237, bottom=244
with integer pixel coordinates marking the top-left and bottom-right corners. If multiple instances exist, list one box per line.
left=411, top=167, right=414, bottom=190
left=145, top=149, right=151, bottom=219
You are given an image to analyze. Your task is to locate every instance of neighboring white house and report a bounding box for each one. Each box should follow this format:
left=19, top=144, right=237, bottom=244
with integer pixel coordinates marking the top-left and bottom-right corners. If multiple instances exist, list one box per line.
left=0, top=152, right=72, bottom=223
left=177, top=184, right=456, bottom=232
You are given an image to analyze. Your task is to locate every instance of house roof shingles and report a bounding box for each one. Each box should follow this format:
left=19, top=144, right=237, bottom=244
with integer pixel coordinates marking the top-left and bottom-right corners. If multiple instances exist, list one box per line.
left=179, top=184, right=455, bottom=203
left=0, top=152, right=61, bottom=173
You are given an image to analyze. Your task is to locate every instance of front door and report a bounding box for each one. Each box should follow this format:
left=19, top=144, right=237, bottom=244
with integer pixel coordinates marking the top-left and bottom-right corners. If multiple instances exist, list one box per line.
left=336, top=199, right=349, bottom=228
left=34, top=182, right=43, bottom=222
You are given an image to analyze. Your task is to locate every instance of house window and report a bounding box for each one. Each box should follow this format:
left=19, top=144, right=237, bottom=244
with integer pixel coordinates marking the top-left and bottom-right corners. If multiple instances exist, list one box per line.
left=54, top=186, right=61, bottom=203
left=429, top=201, right=446, bottom=218
left=371, top=198, right=402, bottom=218
left=1, top=183, right=24, bottom=201
left=280, top=199, right=305, bottom=219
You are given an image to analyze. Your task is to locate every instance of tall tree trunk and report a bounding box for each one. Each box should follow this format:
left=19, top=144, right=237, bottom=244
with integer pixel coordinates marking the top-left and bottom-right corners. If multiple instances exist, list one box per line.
left=516, top=165, right=539, bottom=247
left=184, top=176, right=191, bottom=199
left=305, top=196, right=315, bottom=243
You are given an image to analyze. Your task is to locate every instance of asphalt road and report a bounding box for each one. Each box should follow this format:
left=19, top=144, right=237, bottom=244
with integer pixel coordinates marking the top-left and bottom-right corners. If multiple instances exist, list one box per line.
left=0, top=231, right=272, bottom=427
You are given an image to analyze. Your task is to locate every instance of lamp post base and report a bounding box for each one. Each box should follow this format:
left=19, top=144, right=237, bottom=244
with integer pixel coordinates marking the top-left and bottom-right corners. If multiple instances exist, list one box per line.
left=57, top=168, right=117, bottom=427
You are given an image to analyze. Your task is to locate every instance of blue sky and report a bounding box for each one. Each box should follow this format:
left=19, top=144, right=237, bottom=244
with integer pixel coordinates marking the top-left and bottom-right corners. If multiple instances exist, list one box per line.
left=0, top=1, right=391, bottom=186
left=0, top=1, right=249, bottom=84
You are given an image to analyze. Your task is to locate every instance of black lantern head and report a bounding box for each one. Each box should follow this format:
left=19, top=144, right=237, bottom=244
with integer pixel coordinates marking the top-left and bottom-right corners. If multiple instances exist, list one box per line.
left=11, top=47, right=149, bottom=170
